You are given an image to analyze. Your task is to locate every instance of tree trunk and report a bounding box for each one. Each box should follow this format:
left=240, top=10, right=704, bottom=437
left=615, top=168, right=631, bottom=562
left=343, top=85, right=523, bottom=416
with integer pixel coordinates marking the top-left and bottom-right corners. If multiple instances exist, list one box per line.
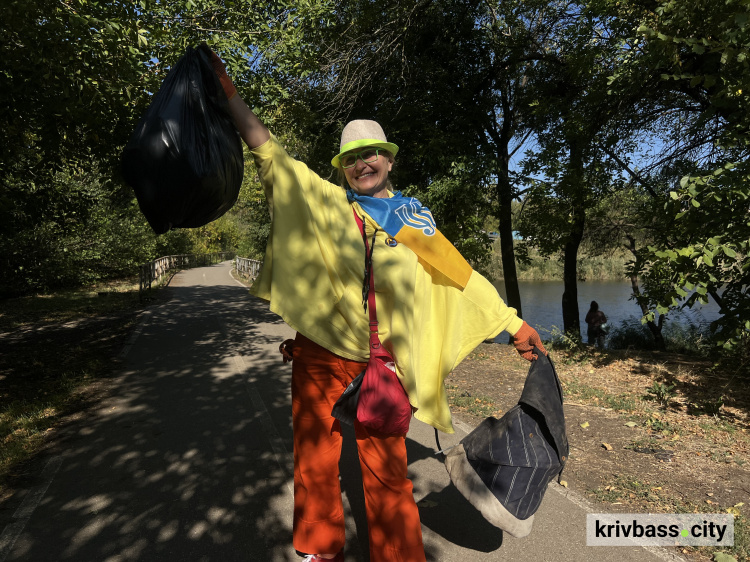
left=489, top=88, right=523, bottom=335
left=498, top=175, right=523, bottom=319
left=561, top=141, right=585, bottom=336
left=561, top=205, right=585, bottom=335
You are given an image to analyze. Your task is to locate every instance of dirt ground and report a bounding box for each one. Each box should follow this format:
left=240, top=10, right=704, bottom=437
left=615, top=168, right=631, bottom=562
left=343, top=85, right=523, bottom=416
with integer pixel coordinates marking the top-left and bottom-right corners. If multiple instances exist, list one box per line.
left=448, top=342, right=749, bottom=561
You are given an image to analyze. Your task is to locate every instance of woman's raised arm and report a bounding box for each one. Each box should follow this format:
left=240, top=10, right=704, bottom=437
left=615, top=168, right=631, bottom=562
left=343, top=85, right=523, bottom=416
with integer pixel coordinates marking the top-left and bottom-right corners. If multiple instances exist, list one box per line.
left=226, top=94, right=271, bottom=149
left=205, top=46, right=271, bottom=149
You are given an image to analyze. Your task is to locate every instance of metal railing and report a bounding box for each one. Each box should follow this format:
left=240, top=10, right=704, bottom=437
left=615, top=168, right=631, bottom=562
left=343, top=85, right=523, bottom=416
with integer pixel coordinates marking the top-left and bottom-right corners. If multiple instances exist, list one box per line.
left=235, top=257, right=263, bottom=280
left=139, top=252, right=234, bottom=297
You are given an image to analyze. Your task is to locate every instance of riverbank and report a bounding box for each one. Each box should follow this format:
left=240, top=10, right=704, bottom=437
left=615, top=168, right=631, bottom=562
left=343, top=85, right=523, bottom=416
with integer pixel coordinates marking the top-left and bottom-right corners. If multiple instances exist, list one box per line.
left=448, top=342, right=748, bottom=562
left=486, top=245, right=629, bottom=281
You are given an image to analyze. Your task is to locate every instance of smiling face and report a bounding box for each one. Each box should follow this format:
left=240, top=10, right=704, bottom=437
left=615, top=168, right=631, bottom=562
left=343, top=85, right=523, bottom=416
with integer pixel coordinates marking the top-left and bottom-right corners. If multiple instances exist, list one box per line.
left=342, top=148, right=393, bottom=198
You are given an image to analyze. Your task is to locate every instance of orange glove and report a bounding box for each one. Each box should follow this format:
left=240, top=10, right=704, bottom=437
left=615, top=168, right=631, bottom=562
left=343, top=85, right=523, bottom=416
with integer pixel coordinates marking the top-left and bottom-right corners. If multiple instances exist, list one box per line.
left=279, top=339, right=295, bottom=364
left=512, top=321, right=547, bottom=361
left=200, top=43, right=237, bottom=100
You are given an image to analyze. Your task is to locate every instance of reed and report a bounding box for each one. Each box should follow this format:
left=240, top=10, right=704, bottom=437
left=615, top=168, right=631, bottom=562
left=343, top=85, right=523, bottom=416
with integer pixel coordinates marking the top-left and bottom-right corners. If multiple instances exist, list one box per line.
left=487, top=245, right=628, bottom=282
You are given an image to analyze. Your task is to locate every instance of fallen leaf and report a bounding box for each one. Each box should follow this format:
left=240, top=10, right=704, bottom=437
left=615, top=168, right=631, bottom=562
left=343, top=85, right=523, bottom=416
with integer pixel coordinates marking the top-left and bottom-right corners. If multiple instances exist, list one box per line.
left=602, top=443, right=613, bottom=451
left=559, top=480, right=568, bottom=488
left=624, top=422, right=638, bottom=428
left=726, top=507, right=741, bottom=517
left=735, top=502, right=745, bottom=508
left=706, top=499, right=714, bottom=504
left=580, top=422, right=590, bottom=429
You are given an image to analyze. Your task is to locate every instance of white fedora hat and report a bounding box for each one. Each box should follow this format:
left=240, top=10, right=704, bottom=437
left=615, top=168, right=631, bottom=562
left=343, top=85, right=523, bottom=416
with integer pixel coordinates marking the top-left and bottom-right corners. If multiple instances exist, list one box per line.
left=331, top=119, right=399, bottom=168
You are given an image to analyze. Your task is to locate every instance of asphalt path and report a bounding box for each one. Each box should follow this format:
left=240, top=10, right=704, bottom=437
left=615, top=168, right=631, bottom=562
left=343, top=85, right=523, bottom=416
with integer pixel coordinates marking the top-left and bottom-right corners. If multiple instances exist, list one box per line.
left=0, top=262, right=686, bottom=561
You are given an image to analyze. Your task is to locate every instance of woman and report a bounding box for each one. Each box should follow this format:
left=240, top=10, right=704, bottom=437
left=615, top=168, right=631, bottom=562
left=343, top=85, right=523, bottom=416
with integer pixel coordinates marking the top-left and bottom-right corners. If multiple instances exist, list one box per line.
left=585, top=301, right=608, bottom=349
left=209, top=50, right=546, bottom=562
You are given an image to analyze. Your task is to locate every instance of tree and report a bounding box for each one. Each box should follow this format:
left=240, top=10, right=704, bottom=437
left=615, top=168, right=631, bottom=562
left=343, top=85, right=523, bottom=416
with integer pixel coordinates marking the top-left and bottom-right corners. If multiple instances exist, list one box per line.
left=606, top=0, right=750, bottom=352
left=292, top=0, right=500, bottom=272
left=0, top=0, right=332, bottom=294
left=514, top=1, right=643, bottom=335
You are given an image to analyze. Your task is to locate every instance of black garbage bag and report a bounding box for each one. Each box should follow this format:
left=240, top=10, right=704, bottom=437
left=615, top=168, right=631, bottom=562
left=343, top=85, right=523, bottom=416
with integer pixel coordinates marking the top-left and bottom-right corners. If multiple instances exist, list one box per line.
left=122, top=45, right=243, bottom=234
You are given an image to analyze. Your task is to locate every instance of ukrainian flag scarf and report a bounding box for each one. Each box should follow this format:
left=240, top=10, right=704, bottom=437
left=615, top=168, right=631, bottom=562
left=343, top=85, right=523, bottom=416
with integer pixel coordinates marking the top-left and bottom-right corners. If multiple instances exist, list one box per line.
left=347, top=190, right=473, bottom=289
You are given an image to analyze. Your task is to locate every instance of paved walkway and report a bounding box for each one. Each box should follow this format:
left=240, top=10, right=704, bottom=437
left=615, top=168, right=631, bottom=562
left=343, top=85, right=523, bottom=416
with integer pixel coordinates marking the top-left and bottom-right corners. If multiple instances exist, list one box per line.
left=0, top=263, right=685, bottom=561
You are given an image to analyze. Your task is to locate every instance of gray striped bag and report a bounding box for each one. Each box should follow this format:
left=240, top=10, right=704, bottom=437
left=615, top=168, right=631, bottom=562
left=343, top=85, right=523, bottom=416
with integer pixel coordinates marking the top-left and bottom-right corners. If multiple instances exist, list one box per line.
left=441, top=347, right=568, bottom=538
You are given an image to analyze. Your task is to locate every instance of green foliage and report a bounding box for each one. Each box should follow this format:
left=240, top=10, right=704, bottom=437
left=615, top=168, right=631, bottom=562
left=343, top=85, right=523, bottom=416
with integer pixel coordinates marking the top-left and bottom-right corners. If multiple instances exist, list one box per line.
left=0, top=0, right=328, bottom=295
left=644, top=381, right=677, bottom=407
left=0, top=0, right=153, bottom=172
left=605, top=0, right=750, bottom=351
left=406, top=159, right=495, bottom=274
left=3, top=163, right=146, bottom=294
left=638, top=164, right=750, bottom=350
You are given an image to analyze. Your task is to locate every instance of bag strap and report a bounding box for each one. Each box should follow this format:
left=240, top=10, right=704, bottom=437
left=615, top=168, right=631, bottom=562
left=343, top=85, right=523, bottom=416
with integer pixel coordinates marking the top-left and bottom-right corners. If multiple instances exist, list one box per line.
left=352, top=208, right=382, bottom=351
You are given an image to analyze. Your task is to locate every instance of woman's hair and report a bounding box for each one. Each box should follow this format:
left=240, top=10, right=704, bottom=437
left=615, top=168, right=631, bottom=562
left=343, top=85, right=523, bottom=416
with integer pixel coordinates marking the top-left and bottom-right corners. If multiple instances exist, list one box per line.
left=336, top=150, right=395, bottom=190
left=589, top=301, right=599, bottom=311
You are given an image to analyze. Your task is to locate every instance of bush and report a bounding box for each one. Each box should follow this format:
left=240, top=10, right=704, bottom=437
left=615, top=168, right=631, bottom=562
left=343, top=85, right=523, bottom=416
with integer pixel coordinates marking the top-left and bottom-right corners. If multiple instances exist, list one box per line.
left=607, top=313, right=714, bottom=356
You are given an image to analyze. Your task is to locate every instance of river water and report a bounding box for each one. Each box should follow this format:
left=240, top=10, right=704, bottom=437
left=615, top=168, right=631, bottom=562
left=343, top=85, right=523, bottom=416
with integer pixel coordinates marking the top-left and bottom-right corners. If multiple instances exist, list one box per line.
left=491, top=280, right=721, bottom=339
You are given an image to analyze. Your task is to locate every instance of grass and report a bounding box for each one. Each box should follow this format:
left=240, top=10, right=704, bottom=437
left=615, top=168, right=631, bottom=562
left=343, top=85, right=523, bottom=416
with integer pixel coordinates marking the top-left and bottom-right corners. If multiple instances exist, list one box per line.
left=445, top=384, right=500, bottom=418
left=562, top=376, right=641, bottom=413
left=644, top=415, right=680, bottom=435
left=589, top=474, right=748, bottom=562
left=0, top=277, right=141, bottom=331
left=698, top=420, right=737, bottom=436
left=0, top=372, right=92, bottom=479
left=0, top=278, right=151, bottom=491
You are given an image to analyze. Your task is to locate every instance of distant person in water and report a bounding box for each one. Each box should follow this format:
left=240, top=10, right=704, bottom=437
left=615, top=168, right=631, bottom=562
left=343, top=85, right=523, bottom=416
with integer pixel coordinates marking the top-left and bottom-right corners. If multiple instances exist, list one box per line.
left=585, top=301, right=608, bottom=349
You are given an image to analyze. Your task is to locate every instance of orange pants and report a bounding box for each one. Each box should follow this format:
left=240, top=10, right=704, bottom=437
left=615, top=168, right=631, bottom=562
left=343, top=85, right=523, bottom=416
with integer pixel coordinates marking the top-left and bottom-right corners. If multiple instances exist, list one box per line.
left=291, top=333, right=425, bottom=562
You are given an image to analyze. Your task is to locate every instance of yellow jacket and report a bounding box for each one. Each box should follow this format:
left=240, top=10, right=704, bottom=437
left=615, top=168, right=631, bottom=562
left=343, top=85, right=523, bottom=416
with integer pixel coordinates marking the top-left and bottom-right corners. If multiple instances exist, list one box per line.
left=250, top=135, right=523, bottom=432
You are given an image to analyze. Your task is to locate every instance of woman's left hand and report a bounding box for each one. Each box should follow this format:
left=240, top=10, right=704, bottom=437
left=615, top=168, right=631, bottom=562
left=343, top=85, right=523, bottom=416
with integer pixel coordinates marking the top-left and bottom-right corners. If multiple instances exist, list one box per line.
left=512, top=322, right=547, bottom=361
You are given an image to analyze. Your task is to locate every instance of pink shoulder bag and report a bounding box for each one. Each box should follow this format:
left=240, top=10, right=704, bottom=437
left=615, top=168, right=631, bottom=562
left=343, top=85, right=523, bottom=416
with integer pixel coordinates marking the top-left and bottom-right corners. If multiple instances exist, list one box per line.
left=330, top=209, right=413, bottom=436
